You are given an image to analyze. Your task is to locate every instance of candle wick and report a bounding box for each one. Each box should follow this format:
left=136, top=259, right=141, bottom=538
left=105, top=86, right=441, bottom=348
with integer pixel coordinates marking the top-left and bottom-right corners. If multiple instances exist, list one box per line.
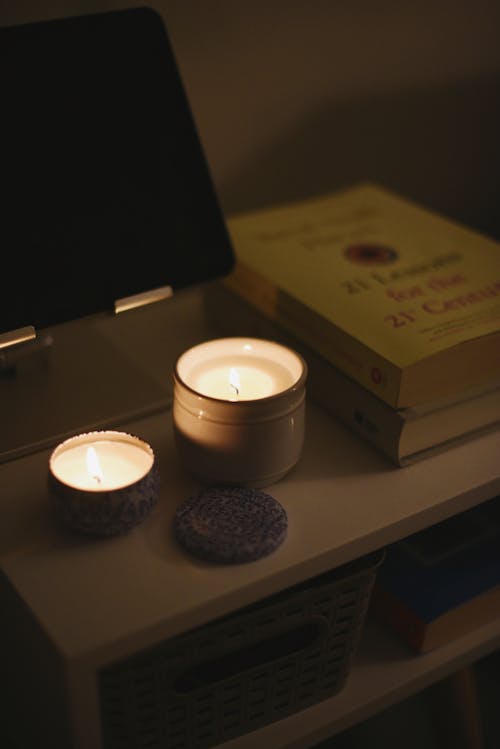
left=231, top=383, right=239, bottom=399
left=93, top=474, right=102, bottom=485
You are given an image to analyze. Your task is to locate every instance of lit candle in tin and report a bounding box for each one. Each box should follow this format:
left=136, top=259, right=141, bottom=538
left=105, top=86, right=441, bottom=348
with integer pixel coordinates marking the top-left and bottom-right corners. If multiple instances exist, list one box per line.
left=173, top=337, right=307, bottom=487
left=51, top=436, right=153, bottom=490
left=48, top=431, right=159, bottom=536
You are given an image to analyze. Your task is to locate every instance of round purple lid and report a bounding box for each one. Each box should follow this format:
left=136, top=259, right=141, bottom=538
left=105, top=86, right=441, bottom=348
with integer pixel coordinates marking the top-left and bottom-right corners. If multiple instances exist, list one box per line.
left=174, top=486, right=288, bottom=564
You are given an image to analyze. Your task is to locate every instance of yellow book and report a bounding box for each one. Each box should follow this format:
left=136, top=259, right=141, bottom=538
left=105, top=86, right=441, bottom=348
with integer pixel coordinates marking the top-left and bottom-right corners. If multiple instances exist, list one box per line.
left=225, top=183, right=500, bottom=408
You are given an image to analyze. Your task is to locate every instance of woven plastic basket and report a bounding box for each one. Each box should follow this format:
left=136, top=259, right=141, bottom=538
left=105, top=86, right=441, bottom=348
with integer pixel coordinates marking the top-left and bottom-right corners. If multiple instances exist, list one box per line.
left=99, top=549, right=384, bottom=749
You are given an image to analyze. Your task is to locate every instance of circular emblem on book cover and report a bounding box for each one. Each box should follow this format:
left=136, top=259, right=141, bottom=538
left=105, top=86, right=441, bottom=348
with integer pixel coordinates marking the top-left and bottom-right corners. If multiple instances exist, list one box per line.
left=344, top=243, right=398, bottom=265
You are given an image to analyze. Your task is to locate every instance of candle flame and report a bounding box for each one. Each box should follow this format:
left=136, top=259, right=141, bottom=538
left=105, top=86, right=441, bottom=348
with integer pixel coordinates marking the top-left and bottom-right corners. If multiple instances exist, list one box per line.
left=229, top=367, right=240, bottom=400
left=86, top=446, right=104, bottom=484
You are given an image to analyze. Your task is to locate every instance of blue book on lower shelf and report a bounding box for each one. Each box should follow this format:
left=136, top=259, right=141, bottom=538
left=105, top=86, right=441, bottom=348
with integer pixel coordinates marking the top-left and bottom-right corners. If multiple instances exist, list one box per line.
left=371, top=496, right=500, bottom=652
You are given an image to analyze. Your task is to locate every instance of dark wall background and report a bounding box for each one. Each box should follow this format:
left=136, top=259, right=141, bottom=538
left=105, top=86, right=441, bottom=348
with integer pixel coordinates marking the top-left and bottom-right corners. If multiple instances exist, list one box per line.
left=2, top=0, right=499, bottom=238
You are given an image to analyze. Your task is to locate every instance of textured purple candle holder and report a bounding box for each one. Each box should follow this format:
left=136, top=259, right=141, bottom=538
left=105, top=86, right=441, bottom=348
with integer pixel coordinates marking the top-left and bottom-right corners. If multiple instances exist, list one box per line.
left=48, top=431, right=160, bottom=537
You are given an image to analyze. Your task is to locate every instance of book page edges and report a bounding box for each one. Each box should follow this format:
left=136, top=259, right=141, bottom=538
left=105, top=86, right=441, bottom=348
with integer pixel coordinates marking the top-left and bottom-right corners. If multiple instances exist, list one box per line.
left=400, top=332, right=500, bottom=407
left=399, top=387, right=500, bottom=458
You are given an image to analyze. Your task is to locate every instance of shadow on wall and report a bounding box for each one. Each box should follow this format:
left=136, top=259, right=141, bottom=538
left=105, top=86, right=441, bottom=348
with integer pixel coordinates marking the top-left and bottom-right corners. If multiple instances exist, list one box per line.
left=219, top=73, right=500, bottom=241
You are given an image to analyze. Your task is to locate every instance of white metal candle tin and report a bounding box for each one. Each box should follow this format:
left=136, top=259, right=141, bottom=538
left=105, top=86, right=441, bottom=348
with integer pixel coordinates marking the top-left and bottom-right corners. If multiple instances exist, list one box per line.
left=173, top=337, right=307, bottom=487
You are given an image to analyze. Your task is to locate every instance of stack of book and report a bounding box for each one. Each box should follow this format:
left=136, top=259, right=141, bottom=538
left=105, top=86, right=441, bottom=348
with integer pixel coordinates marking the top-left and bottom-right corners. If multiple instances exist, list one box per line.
left=369, top=495, right=500, bottom=652
left=211, top=182, right=500, bottom=466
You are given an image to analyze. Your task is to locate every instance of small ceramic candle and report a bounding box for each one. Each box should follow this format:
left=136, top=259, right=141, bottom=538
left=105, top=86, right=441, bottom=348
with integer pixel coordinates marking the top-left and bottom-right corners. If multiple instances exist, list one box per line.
left=48, top=431, right=159, bottom=536
left=173, top=337, right=307, bottom=487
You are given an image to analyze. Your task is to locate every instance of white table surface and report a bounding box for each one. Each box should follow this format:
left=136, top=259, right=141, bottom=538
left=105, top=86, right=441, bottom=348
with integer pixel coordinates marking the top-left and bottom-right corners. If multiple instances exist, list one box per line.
left=1, top=343, right=499, bottom=667
left=2, top=283, right=499, bottom=749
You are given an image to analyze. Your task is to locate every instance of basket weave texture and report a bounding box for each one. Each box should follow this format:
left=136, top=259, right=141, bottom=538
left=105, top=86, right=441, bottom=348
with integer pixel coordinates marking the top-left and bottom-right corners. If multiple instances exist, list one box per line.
left=100, top=550, right=384, bottom=749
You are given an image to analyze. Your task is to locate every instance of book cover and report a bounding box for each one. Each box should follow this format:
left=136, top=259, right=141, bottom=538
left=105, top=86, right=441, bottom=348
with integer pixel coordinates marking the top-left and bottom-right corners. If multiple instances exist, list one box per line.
left=225, top=183, right=500, bottom=408
left=370, top=498, right=500, bottom=652
left=205, top=283, right=500, bottom=466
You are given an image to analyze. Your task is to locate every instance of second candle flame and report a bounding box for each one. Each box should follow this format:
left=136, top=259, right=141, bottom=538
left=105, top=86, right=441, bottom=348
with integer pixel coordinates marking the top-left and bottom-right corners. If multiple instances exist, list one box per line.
left=86, top=446, right=104, bottom=485
left=229, top=367, right=240, bottom=400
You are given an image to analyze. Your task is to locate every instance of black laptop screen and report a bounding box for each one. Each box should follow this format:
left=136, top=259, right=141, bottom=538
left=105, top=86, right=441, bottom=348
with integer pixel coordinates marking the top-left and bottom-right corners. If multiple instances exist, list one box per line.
left=0, top=7, right=234, bottom=335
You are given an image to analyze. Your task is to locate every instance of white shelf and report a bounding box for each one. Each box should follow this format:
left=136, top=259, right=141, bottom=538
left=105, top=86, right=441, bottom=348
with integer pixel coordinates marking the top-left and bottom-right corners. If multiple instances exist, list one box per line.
left=2, top=395, right=499, bottom=665
left=1, top=284, right=499, bottom=749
